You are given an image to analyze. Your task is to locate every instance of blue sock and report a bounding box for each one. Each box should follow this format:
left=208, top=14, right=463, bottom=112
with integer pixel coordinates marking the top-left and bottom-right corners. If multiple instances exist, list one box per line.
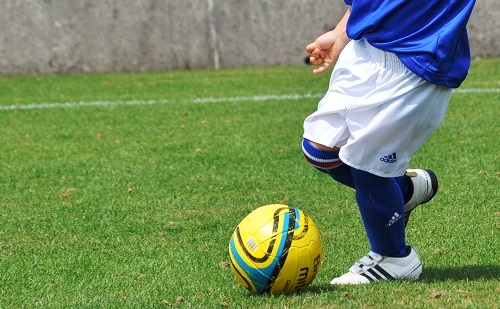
left=302, top=139, right=355, bottom=188
left=301, top=139, right=414, bottom=198
left=395, top=175, right=411, bottom=204
left=328, top=163, right=355, bottom=188
left=350, top=168, right=407, bottom=257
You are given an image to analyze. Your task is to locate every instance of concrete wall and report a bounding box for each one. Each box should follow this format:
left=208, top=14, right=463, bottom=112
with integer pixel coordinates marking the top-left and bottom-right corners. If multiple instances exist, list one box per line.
left=467, top=0, right=500, bottom=58
left=0, top=0, right=497, bottom=76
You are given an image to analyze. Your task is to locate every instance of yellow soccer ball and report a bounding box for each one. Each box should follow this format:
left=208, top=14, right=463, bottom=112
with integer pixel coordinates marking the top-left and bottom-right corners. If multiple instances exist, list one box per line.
left=228, top=204, right=323, bottom=295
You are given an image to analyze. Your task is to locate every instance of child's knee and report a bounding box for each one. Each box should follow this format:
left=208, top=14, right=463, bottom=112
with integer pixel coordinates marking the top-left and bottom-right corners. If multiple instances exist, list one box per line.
left=302, top=138, right=343, bottom=172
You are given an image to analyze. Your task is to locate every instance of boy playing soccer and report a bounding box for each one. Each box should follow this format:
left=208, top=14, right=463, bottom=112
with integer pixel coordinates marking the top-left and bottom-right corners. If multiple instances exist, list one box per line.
left=303, top=0, right=476, bottom=284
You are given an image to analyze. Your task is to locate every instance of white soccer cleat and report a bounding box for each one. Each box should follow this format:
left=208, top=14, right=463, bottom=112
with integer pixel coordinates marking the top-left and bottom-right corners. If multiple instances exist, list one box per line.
left=330, top=247, right=422, bottom=285
left=404, top=169, right=439, bottom=226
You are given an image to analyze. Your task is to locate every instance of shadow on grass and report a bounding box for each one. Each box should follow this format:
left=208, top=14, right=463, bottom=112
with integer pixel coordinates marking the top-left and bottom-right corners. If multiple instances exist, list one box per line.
left=302, top=265, right=500, bottom=294
left=421, top=265, right=500, bottom=282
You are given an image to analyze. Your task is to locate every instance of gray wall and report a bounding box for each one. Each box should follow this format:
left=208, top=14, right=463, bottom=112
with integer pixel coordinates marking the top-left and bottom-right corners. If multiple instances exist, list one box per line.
left=0, top=0, right=497, bottom=76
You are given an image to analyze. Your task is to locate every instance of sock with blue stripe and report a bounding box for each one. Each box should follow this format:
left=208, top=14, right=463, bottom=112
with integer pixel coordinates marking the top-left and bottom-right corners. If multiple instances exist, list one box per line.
left=351, top=168, right=407, bottom=257
left=302, top=139, right=412, bottom=202
left=302, top=138, right=355, bottom=188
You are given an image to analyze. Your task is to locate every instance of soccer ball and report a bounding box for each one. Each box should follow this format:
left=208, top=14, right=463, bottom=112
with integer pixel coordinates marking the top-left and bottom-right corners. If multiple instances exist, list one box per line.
left=228, top=204, right=323, bottom=295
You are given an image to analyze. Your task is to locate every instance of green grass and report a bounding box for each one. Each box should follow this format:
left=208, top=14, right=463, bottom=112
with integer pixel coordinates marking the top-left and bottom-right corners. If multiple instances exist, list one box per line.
left=0, top=59, right=499, bottom=308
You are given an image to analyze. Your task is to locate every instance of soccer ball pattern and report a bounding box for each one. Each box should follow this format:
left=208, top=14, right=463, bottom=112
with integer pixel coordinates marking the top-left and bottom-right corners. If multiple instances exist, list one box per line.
left=228, top=204, right=323, bottom=295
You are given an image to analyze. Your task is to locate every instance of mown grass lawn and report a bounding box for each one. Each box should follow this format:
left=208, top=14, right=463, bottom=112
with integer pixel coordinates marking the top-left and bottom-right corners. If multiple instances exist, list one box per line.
left=0, top=59, right=498, bottom=308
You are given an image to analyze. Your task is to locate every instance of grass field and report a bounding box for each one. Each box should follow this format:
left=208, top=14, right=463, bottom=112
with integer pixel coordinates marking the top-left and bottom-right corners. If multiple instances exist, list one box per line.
left=0, top=59, right=499, bottom=308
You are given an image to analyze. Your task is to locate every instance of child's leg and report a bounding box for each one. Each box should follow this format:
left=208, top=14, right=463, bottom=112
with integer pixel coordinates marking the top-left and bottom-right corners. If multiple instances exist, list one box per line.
left=302, top=138, right=354, bottom=188
left=350, top=168, right=407, bottom=257
left=303, top=139, right=411, bottom=200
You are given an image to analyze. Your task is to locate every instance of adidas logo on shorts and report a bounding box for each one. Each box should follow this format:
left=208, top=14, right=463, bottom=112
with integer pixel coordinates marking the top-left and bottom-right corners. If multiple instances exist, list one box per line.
left=380, top=152, right=397, bottom=163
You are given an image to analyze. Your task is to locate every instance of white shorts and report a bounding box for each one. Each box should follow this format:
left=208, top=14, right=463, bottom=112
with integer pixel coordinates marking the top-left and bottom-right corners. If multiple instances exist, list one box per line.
left=303, top=39, right=453, bottom=177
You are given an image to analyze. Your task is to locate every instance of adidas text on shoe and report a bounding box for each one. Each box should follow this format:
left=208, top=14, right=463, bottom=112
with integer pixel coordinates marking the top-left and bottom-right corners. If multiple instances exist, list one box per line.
left=404, top=169, right=438, bottom=216
left=330, top=247, right=422, bottom=285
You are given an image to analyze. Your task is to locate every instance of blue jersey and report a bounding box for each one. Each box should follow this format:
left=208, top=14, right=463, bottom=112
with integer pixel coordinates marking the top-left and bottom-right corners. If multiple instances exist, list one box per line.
left=343, top=0, right=476, bottom=88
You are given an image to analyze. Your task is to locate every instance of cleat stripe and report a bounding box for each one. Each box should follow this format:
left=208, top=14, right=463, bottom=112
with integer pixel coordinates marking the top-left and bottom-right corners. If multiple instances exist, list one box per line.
left=367, top=268, right=385, bottom=281
left=360, top=273, right=376, bottom=282
left=374, top=265, right=396, bottom=280
left=407, top=262, right=423, bottom=277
